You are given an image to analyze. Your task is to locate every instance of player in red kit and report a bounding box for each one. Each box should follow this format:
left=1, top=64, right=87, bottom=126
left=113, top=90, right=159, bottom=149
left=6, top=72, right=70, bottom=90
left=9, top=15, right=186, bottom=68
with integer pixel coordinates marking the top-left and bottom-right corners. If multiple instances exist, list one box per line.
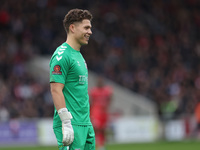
left=90, top=77, right=113, bottom=150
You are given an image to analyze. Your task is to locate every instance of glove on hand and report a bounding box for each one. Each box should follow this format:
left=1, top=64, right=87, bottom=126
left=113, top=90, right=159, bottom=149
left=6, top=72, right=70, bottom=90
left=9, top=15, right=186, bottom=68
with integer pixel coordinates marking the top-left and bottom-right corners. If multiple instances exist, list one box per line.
left=58, top=108, right=74, bottom=146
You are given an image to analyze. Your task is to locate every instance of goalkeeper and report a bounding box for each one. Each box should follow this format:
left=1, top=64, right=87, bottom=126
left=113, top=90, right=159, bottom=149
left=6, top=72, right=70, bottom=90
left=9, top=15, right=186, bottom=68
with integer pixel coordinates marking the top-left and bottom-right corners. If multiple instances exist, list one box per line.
left=49, top=9, right=95, bottom=150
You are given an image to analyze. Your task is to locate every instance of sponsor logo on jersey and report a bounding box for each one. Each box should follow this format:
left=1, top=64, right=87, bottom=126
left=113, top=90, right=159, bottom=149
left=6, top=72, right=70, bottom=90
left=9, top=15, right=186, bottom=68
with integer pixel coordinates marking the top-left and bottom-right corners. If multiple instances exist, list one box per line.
left=52, top=65, right=62, bottom=75
left=79, top=75, right=88, bottom=84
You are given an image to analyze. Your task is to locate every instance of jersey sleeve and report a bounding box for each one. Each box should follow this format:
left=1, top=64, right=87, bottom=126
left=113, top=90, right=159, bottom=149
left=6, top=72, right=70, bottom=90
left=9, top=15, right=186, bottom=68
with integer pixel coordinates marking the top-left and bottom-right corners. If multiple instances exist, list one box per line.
left=49, top=53, right=70, bottom=84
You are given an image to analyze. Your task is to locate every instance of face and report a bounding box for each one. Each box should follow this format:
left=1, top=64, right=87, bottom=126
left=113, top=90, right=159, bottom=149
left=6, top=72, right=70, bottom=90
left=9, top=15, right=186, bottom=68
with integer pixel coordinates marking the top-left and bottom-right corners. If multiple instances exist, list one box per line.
left=73, top=19, right=92, bottom=46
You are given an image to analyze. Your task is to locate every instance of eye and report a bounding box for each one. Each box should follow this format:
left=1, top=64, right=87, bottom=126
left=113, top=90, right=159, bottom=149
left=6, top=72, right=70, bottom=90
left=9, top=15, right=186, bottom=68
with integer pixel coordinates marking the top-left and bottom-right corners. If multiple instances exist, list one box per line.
left=84, top=25, right=92, bottom=30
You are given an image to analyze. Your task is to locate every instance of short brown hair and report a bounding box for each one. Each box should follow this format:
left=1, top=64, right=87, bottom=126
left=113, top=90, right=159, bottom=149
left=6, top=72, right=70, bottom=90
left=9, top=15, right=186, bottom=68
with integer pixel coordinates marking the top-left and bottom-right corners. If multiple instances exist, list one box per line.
left=63, top=9, right=93, bottom=33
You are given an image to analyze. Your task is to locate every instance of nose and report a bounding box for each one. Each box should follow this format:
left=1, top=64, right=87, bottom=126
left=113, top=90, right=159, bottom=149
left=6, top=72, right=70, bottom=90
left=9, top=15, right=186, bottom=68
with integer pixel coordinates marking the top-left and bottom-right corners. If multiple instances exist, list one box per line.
left=88, top=29, right=92, bottom=35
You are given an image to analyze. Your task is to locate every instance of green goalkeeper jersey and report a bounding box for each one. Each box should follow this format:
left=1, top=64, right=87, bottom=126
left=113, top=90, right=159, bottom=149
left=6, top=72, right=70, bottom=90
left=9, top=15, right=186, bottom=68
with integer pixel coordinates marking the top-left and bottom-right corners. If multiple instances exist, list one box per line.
left=49, top=42, right=91, bottom=127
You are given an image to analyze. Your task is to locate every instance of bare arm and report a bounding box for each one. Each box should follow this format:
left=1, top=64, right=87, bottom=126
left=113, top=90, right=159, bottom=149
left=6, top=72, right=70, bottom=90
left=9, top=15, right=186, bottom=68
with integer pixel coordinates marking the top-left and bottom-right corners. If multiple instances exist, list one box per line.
left=50, top=82, right=74, bottom=146
left=50, top=82, right=66, bottom=111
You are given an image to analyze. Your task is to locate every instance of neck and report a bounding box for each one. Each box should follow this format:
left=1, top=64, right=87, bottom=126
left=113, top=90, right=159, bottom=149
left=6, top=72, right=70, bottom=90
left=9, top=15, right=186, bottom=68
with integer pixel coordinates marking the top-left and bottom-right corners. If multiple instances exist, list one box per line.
left=66, top=36, right=81, bottom=51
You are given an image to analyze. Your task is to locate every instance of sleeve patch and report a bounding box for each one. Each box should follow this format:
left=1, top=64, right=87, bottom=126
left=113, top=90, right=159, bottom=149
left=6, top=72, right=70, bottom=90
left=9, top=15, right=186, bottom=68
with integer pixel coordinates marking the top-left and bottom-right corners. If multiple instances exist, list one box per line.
left=52, top=65, right=62, bottom=75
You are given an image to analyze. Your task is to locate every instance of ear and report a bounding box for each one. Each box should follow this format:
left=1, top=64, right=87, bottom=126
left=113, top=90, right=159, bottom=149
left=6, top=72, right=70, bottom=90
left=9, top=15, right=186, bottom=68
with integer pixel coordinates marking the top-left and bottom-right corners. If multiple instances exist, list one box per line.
left=69, top=24, right=75, bottom=33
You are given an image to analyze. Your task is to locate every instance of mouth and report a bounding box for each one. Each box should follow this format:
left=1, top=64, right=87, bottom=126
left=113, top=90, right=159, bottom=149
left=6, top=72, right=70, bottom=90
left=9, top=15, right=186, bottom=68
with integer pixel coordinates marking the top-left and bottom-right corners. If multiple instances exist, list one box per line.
left=84, top=35, right=90, bottom=41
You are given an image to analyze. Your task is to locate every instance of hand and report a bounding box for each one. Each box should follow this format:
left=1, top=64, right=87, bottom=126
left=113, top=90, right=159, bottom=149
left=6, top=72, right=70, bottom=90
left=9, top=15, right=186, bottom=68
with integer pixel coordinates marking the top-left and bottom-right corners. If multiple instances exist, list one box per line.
left=62, top=120, right=74, bottom=146
left=58, top=108, right=74, bottom=146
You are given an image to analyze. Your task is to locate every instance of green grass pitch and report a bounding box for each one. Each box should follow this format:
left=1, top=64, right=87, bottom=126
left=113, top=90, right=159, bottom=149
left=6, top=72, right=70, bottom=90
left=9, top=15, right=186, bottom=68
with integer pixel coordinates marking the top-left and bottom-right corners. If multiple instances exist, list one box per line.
left=1, top=141, right=200, bottom=150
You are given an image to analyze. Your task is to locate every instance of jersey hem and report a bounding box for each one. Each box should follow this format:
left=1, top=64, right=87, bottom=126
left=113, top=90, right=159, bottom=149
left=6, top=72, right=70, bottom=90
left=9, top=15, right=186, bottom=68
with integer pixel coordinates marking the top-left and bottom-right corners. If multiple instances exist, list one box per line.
left=53, top=122, right=92, bottom=128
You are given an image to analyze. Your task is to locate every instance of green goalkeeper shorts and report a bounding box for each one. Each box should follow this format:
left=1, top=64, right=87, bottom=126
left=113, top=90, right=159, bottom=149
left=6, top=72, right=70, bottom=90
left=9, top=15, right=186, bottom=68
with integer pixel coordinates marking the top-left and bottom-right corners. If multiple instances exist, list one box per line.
left=53, top=125, right=95, bottom=150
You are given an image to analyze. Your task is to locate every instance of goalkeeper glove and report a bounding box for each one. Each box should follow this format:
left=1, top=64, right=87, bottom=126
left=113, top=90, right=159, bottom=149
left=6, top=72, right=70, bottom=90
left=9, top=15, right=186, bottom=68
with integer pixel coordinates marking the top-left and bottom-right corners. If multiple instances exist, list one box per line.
left=58, top=108, right=74, bottom=146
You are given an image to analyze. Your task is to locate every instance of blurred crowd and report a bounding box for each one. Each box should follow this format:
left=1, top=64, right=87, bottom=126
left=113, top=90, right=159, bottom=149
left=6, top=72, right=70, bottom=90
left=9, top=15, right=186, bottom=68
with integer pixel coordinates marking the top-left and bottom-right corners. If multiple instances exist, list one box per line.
left=1, top=0, right=200, bottom=121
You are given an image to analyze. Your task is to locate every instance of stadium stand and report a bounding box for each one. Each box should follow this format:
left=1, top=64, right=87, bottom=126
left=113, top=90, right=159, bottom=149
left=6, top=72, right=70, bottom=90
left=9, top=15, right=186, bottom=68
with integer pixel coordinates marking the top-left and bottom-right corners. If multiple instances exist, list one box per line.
left=0, top=0, right=200, bottom=122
